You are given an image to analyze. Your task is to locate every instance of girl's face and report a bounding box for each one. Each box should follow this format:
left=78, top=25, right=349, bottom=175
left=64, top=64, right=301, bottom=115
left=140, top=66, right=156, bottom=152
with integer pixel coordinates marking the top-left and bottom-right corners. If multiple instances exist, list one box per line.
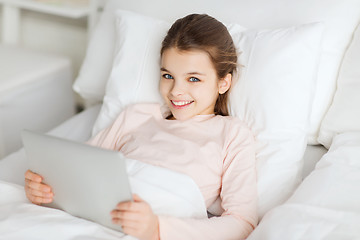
left=160, top=48, right=230, bottom=121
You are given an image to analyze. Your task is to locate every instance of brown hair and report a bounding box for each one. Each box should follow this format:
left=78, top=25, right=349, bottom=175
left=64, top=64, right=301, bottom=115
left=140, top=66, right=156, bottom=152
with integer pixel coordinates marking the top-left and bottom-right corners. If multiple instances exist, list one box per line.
left=161, top=14, right=238, bottom=116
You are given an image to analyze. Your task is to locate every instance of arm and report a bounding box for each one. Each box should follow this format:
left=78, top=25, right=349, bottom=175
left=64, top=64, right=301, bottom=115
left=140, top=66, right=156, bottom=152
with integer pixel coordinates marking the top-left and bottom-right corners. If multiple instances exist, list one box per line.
left=158, top=123, right=258, bottom=240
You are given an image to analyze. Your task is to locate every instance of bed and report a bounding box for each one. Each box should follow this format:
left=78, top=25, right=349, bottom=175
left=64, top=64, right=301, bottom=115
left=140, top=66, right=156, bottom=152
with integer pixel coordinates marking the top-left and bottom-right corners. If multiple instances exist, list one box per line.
left=1, top=0, right=360, bottom=239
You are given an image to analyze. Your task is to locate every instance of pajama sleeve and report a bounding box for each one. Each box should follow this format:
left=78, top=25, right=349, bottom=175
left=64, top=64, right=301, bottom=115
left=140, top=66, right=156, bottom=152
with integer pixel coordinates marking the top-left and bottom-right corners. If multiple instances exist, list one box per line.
left=158, top=122, right=258, bottom=240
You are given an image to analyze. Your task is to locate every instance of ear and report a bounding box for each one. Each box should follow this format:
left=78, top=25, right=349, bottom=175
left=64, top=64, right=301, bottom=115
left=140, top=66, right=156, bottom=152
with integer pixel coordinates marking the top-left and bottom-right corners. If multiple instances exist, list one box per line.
left=218, top=73, right=232, bottom=94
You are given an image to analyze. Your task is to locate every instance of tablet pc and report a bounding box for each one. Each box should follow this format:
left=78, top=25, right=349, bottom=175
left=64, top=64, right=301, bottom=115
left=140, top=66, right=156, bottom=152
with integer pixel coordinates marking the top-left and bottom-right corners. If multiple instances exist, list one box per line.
left=22, top=130, right=132, bottom=232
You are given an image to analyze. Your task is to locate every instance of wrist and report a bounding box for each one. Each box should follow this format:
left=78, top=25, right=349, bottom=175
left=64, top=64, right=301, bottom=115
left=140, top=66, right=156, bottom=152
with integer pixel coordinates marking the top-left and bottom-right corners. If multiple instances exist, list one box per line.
left=152, top=216, right=160, bottom=240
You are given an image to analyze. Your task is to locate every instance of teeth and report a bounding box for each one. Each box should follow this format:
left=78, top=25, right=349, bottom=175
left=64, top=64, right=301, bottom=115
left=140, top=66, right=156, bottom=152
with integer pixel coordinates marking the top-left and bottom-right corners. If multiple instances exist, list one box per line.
left=172, top=100, right=192, bottom=106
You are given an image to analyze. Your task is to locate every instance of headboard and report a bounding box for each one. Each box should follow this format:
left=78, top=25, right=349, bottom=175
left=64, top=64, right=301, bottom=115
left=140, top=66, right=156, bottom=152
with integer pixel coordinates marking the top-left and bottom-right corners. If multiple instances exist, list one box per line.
left=90, top=0, right=351, bottom=29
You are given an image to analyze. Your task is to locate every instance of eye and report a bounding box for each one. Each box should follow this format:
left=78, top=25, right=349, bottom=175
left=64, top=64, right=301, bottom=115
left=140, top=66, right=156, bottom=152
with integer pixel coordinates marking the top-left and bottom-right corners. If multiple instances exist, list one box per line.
left=189, top=77, right=200, bottom=82
left=162, top=73, right=173, bottom=79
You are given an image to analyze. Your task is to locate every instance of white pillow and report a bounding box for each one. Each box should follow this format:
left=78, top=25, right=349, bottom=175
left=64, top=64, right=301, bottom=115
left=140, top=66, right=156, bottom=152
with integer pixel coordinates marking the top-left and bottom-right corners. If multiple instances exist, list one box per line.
left=228, top=23, right=324, bottom=216
left=73, top=0, right=360, bottom=144
left=318, top=24, right=360, bottom=149
left=92, top=10, right=324, bottom=218
left=73, top=1, right=117, bottom=101
left=91, top=10, right=168, bottom=134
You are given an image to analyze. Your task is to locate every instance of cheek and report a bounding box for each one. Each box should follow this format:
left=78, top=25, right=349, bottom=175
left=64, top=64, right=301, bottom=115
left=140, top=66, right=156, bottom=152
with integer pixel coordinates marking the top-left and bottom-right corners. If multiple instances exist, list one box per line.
left=198, top=84, right=219, bottom=100
left=159, top=80, right=169, bottom=97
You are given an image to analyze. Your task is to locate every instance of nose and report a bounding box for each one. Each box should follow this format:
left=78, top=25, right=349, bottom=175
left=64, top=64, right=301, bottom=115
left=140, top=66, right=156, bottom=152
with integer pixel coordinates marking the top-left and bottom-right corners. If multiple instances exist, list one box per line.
left=170, top=79, right=185, bottom=96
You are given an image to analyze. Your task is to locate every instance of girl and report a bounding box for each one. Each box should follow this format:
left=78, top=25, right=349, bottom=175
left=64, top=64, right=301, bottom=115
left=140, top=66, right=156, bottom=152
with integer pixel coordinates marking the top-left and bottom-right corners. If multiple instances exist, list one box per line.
left=24, top=14, right=258, bottom=240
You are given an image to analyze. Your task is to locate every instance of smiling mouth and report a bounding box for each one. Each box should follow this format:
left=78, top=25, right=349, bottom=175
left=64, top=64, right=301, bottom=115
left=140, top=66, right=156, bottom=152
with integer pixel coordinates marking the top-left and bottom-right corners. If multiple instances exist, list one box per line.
left=170, top=100, right=194, bottom=108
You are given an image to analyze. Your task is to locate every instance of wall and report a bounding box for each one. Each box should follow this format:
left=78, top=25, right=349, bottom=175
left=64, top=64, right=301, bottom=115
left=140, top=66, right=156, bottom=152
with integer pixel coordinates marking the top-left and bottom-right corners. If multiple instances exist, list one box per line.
left=20, top=10, right=88, bottom=75
left=0, top=8, right=89, bottom=107
left=0, top=6, right=2, bottom=40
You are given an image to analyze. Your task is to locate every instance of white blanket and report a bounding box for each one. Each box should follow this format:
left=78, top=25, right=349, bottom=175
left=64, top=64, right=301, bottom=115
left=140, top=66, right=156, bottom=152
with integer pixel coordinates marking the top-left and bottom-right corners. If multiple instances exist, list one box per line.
left=0, top=160, right=207, bottom=240
left=0, top=180, right=130, bottom=240
left=247, top=132, right=360, bottom=240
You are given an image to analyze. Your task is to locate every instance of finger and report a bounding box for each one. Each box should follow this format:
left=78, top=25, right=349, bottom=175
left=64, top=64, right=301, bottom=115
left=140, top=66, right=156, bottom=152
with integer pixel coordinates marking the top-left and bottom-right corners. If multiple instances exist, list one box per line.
left=121, top=225, right=138, bottom=237
left=111, top=209, right=141, bottom=222
left=27, top=180, right=52, bottom=193
left=112, top=214, right=138, bottom=225
left=25, top=190, right=53, bottom=204
left=116, top=201, right=149, bottom=213
left=25, top=179, right=52, bottom=193
left=119, top=219, right=139, bottom=229
left=114, top=194, right=143, bottom=210
left=132, top=194, right=143, bottom=202
left=26, top=185, right=54, bottom=198
left=25, top=170, right=42, bottom=182
left=115, top=201, right=141, bottom=212
left=25, top=184, right=53, bottom=203
left=111, top=217, right=139, bottom=236
left=115, top=201, right=131, bottom=210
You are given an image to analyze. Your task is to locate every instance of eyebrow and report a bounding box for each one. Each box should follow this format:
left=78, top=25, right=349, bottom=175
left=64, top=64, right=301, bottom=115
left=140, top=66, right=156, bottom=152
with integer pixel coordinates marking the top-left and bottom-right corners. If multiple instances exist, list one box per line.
left=160, top=67, right=206, bottom=76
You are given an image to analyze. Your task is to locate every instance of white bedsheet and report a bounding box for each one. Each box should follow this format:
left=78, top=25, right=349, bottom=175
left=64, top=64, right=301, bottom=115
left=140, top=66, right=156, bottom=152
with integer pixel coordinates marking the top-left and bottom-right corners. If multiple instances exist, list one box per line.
left=247, top=132, right=360, bottom=240
left=0, top=180, right=130, bottom=240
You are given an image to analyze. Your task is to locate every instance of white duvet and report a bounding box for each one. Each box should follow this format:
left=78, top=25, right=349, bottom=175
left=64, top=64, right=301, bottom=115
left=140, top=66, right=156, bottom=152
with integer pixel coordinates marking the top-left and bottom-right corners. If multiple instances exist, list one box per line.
left=247, top=132, right=360, bottom=240
left=0, top=159, right=207, bottom=240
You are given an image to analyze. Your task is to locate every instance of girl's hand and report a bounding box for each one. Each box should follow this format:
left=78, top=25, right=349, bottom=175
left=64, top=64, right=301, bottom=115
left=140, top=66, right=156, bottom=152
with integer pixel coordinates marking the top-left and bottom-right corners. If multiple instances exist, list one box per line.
left=111, top=194, right=160, bottom=240
left=24, top=170, right=54, bottom=205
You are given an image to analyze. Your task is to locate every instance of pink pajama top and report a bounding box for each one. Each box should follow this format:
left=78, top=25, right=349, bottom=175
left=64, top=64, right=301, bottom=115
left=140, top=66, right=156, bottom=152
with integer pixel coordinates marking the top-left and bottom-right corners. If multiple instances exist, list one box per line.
left=87, top=103, right=258, bottom=239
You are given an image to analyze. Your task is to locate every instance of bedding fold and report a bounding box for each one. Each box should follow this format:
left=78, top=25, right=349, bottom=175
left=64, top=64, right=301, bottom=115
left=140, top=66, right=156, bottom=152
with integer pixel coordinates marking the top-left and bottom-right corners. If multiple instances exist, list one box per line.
left=247, top=132, right=360, bottom=240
